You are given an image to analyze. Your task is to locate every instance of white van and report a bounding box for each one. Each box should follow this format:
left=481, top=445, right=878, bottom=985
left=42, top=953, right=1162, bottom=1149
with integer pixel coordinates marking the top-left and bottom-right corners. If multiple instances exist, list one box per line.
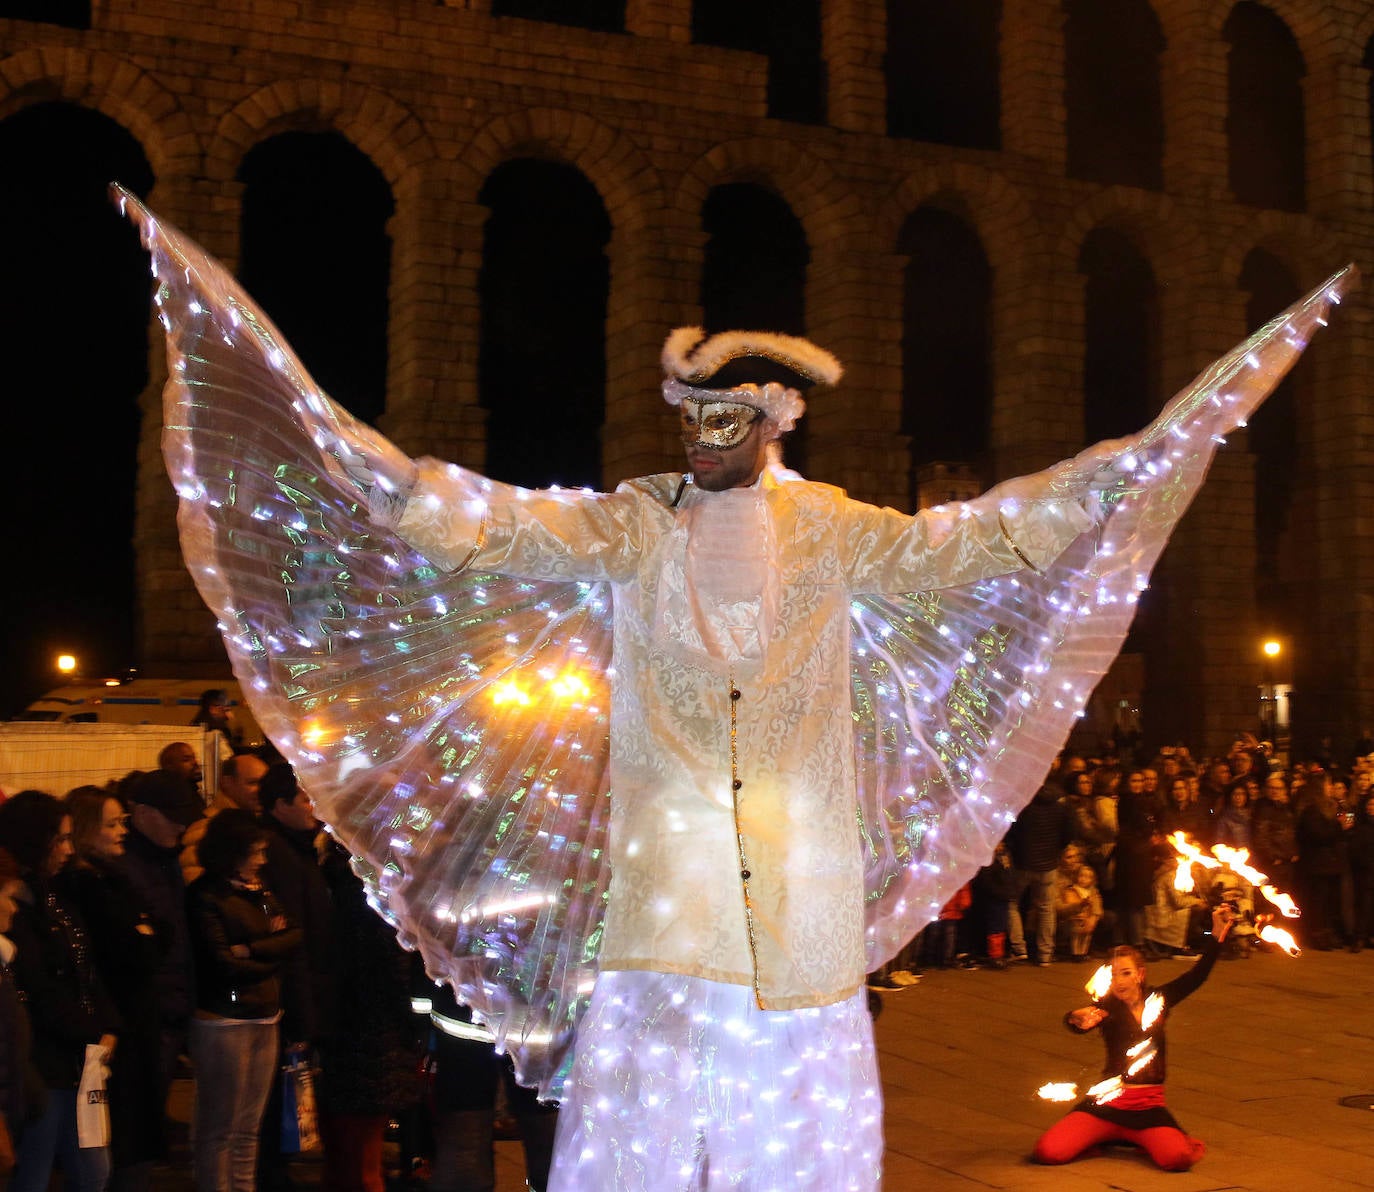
left=16, top=679, right=264, bottom=746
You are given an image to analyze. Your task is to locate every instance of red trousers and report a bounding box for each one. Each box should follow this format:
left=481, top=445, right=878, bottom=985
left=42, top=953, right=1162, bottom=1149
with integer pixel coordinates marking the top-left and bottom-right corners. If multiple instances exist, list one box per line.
left=1034, top=1110, right=1205, bottom=1171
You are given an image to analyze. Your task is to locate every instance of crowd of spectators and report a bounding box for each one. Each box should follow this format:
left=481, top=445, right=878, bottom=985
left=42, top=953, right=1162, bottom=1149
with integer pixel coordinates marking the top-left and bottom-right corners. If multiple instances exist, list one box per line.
left=870, top=731, right=1374, bottom=990
left=0, top=696, right=554, bottom=1192
left=3, top=699, right=1372, bottom=1188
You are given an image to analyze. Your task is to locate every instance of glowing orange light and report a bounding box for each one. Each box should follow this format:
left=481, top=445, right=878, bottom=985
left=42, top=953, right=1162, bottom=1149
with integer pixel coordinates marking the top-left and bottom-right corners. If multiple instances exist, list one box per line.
left=490, top=679, right=532, bottom=707
left=1037, top=1083, right=1077, bottom=1102
left=1261, top=885, right=1301, bottom=918
left=1085, top=964, right=1112, bottom=1002
left=1258, top=924, right=1301, bottom=956
left=1140, top=993, right=1164, bottom=1031
left=1126, top=1045, right=1158, bottom=1078
left=301, top=720, right=328, bottom=747
left=1087, top=1076, right=1123, bottom=1105
left=1168, top=832, right=1220, bottom=893
left=1211, top=843, right=1269, bottom=887
left=549, top=672, right=591, bottom=702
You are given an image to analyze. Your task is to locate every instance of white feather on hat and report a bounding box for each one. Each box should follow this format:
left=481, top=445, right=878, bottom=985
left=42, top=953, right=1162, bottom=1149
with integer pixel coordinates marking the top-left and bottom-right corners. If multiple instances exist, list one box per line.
left=660, top=327, right=843, bottom=388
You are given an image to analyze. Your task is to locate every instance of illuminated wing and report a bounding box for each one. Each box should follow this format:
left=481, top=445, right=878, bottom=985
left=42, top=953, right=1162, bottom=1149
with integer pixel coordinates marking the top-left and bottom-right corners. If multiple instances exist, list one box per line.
left=852, top=266, right=1356, bottom=967
left=118, top=186, right=611, bottom=1098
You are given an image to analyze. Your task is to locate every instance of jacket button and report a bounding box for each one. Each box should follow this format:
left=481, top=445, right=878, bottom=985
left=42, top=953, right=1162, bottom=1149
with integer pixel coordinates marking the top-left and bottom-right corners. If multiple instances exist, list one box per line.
left=732, top=779, right=742, bottom=791
left=741, top=869, right=751, bottom=881
left=730, top=688, right=741, bottom=701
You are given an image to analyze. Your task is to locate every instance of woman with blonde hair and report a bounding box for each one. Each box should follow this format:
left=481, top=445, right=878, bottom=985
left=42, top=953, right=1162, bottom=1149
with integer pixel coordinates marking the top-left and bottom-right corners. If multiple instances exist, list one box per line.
left=65, top=786, right=166, bottom=1192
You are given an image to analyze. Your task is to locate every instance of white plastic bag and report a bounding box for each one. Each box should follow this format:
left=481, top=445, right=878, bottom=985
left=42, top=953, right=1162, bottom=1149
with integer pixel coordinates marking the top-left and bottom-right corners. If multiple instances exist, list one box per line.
left=76, top=1042, right=110, bottom=1149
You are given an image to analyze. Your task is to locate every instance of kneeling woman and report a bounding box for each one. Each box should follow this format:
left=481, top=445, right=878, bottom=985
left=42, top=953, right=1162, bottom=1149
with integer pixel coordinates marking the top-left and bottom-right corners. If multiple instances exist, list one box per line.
left=1033, top=903, right=1233, bottom=1171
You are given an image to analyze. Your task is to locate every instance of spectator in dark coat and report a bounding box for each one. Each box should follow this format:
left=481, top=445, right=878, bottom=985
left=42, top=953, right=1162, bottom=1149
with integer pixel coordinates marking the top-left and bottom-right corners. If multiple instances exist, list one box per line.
left=973, top=841, right=1028, bottom=968
left=257, top=765, right=334, bottom=1189
left=186, top=808, right=302, bottom=1192
left=1348, top=791, right=1374, bottom=953
left=317, top=840, right=421, bottom=1191
left=65, top=786, right=167, bottom=1192
left=1007, top=783, right=1073, bottom=965
left=113, top=770, right=200, bottom=1125
left=0, top=791, right=119, bottom=1192
left=1251, top=774, right=1299, bottom=898
left=1159, top=776, right=1207, bottom=843
left=1296, top=794, right=1346, bottom=950
left=0, top=846, right=37, bottom=1179
left=1112, top=771, right=1160, bottom=948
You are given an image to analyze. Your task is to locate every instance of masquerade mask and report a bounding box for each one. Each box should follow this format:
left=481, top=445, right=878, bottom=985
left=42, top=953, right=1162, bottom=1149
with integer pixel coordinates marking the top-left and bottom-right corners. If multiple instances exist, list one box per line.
left=679, top=398, right=764, bottom=450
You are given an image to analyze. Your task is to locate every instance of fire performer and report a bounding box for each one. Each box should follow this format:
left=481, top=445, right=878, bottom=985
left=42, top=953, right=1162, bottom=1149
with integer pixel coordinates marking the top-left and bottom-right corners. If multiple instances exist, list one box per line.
left=1034, top=904, right=1235, bottom=1171
left=114, top=185, right=1350, bottom=1191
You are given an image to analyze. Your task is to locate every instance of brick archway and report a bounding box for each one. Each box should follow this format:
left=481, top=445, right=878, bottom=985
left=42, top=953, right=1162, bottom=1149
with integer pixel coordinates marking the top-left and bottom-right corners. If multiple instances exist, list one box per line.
left=205, top=79, right=435, bottom=189
left=0, top=46, right=199, bottom=180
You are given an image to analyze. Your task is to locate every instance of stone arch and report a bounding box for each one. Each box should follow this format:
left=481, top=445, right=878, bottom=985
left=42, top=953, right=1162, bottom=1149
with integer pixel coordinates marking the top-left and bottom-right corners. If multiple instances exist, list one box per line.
left=673, top=137, right=861, bottom=252
left=876, top=163, right=1042, bottom=280
left=459, top=107, right=666, bottom=238
left=1054, top=188, right=1210, bottom=282
left=1205, top=0, right=1342, bottom=73
left=1215, top=217, right=1353, bottom=290
left=0, top=46, right=198, bottom=180
left=205, top=80, right=436, bottom=191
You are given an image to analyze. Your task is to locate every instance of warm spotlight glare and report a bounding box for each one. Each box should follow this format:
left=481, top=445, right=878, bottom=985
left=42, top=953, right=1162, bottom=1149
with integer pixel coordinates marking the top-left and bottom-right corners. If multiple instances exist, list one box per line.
left=549, top=671, right=591, bottom=702
left=491, top=679, right=532, bottom=707
left=56, top=654, right=77, bottom=675
left=1262, top=639, right=1281, bottom=658
left=301, top=720, right=328, bottom=747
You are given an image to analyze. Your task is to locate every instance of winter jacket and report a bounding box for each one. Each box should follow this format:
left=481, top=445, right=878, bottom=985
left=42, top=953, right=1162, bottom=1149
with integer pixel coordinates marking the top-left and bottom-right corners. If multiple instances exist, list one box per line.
left=186, top=875, right=302, bottom=1021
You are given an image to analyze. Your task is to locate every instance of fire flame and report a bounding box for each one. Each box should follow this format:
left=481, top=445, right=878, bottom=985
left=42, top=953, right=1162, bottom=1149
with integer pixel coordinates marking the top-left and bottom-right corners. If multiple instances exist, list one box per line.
left=1126, top=1045, right=1158, bottom=1078
left=1211, top=843, right=1269, bottom=888
left=1258, top=924, right=1301, bottom=956
left=1261, top=885, right=1301, bottom=918
left=1087, top=1076, right=1123, bottom=1105
left=1140, top=992, right=1164, bottom=1031
left=1168, top=831, right=1219, bottom=893
left=1167, top=834, right=1302, bottom=927
left=1037, top=1082, right=1077, bottom=1102
left=1085, top=963, right=1112, bottom=1002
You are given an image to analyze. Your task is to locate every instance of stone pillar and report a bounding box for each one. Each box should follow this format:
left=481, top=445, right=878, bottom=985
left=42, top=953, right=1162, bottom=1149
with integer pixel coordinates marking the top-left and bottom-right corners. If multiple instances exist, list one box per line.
left=1158, top=4, right=1230, bottom=201
left=1000, top=0, right=1067, bottom=170
left=822, top=0, right=887, bottom=135
left=805, top=245, right=909, bottom=509
left=602, top=213, right=688, bottom=484
left=382, top=162, right=488, bottom=468
left=989, top=263, right=1081, bottom=481
left=1289, top=295, right=1374, bottom=754
left=1306, top=56, right=1373, bottom=216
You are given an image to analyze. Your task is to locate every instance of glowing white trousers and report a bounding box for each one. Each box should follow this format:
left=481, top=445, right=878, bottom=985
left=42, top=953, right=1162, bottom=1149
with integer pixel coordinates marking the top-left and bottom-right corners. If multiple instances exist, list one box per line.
left=549, top=970, right=883, bottom=1191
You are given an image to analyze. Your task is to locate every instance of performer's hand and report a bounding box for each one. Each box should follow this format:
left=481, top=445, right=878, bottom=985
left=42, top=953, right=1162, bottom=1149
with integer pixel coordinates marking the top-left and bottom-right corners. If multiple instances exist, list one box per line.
left=1085, top=449, right=1155, bottom=513
left=1211, top=904, right=1235, bottom=943
left=1069, top=1007, right=1107, bottom=1030
left=329, top=426, right=417, bottom=526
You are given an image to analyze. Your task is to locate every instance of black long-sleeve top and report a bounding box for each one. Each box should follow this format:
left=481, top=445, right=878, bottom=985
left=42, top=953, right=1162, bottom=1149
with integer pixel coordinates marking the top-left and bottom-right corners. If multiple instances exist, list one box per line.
left=1066, top=936, right=1221, bottom=1087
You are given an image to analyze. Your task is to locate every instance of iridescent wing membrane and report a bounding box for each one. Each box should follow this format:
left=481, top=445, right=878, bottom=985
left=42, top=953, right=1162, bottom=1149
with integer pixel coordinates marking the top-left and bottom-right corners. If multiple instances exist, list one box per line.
left=851, top=267, right=1356, bottom=968
left=119, top=187, right=613, bottom=1097
left=121, top=184, right=1354, bottom=1082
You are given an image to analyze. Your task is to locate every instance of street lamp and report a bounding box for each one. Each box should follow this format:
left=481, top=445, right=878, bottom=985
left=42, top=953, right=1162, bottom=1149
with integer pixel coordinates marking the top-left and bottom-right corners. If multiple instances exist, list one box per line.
left=55, top=653, right=78, bottom=678
left=1260, top=640, right=1281, bottom=741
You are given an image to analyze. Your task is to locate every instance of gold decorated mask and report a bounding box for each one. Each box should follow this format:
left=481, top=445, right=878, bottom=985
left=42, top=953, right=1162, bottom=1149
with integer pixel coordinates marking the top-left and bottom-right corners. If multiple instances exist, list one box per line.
left=679, top=398, right=763, bottom=450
